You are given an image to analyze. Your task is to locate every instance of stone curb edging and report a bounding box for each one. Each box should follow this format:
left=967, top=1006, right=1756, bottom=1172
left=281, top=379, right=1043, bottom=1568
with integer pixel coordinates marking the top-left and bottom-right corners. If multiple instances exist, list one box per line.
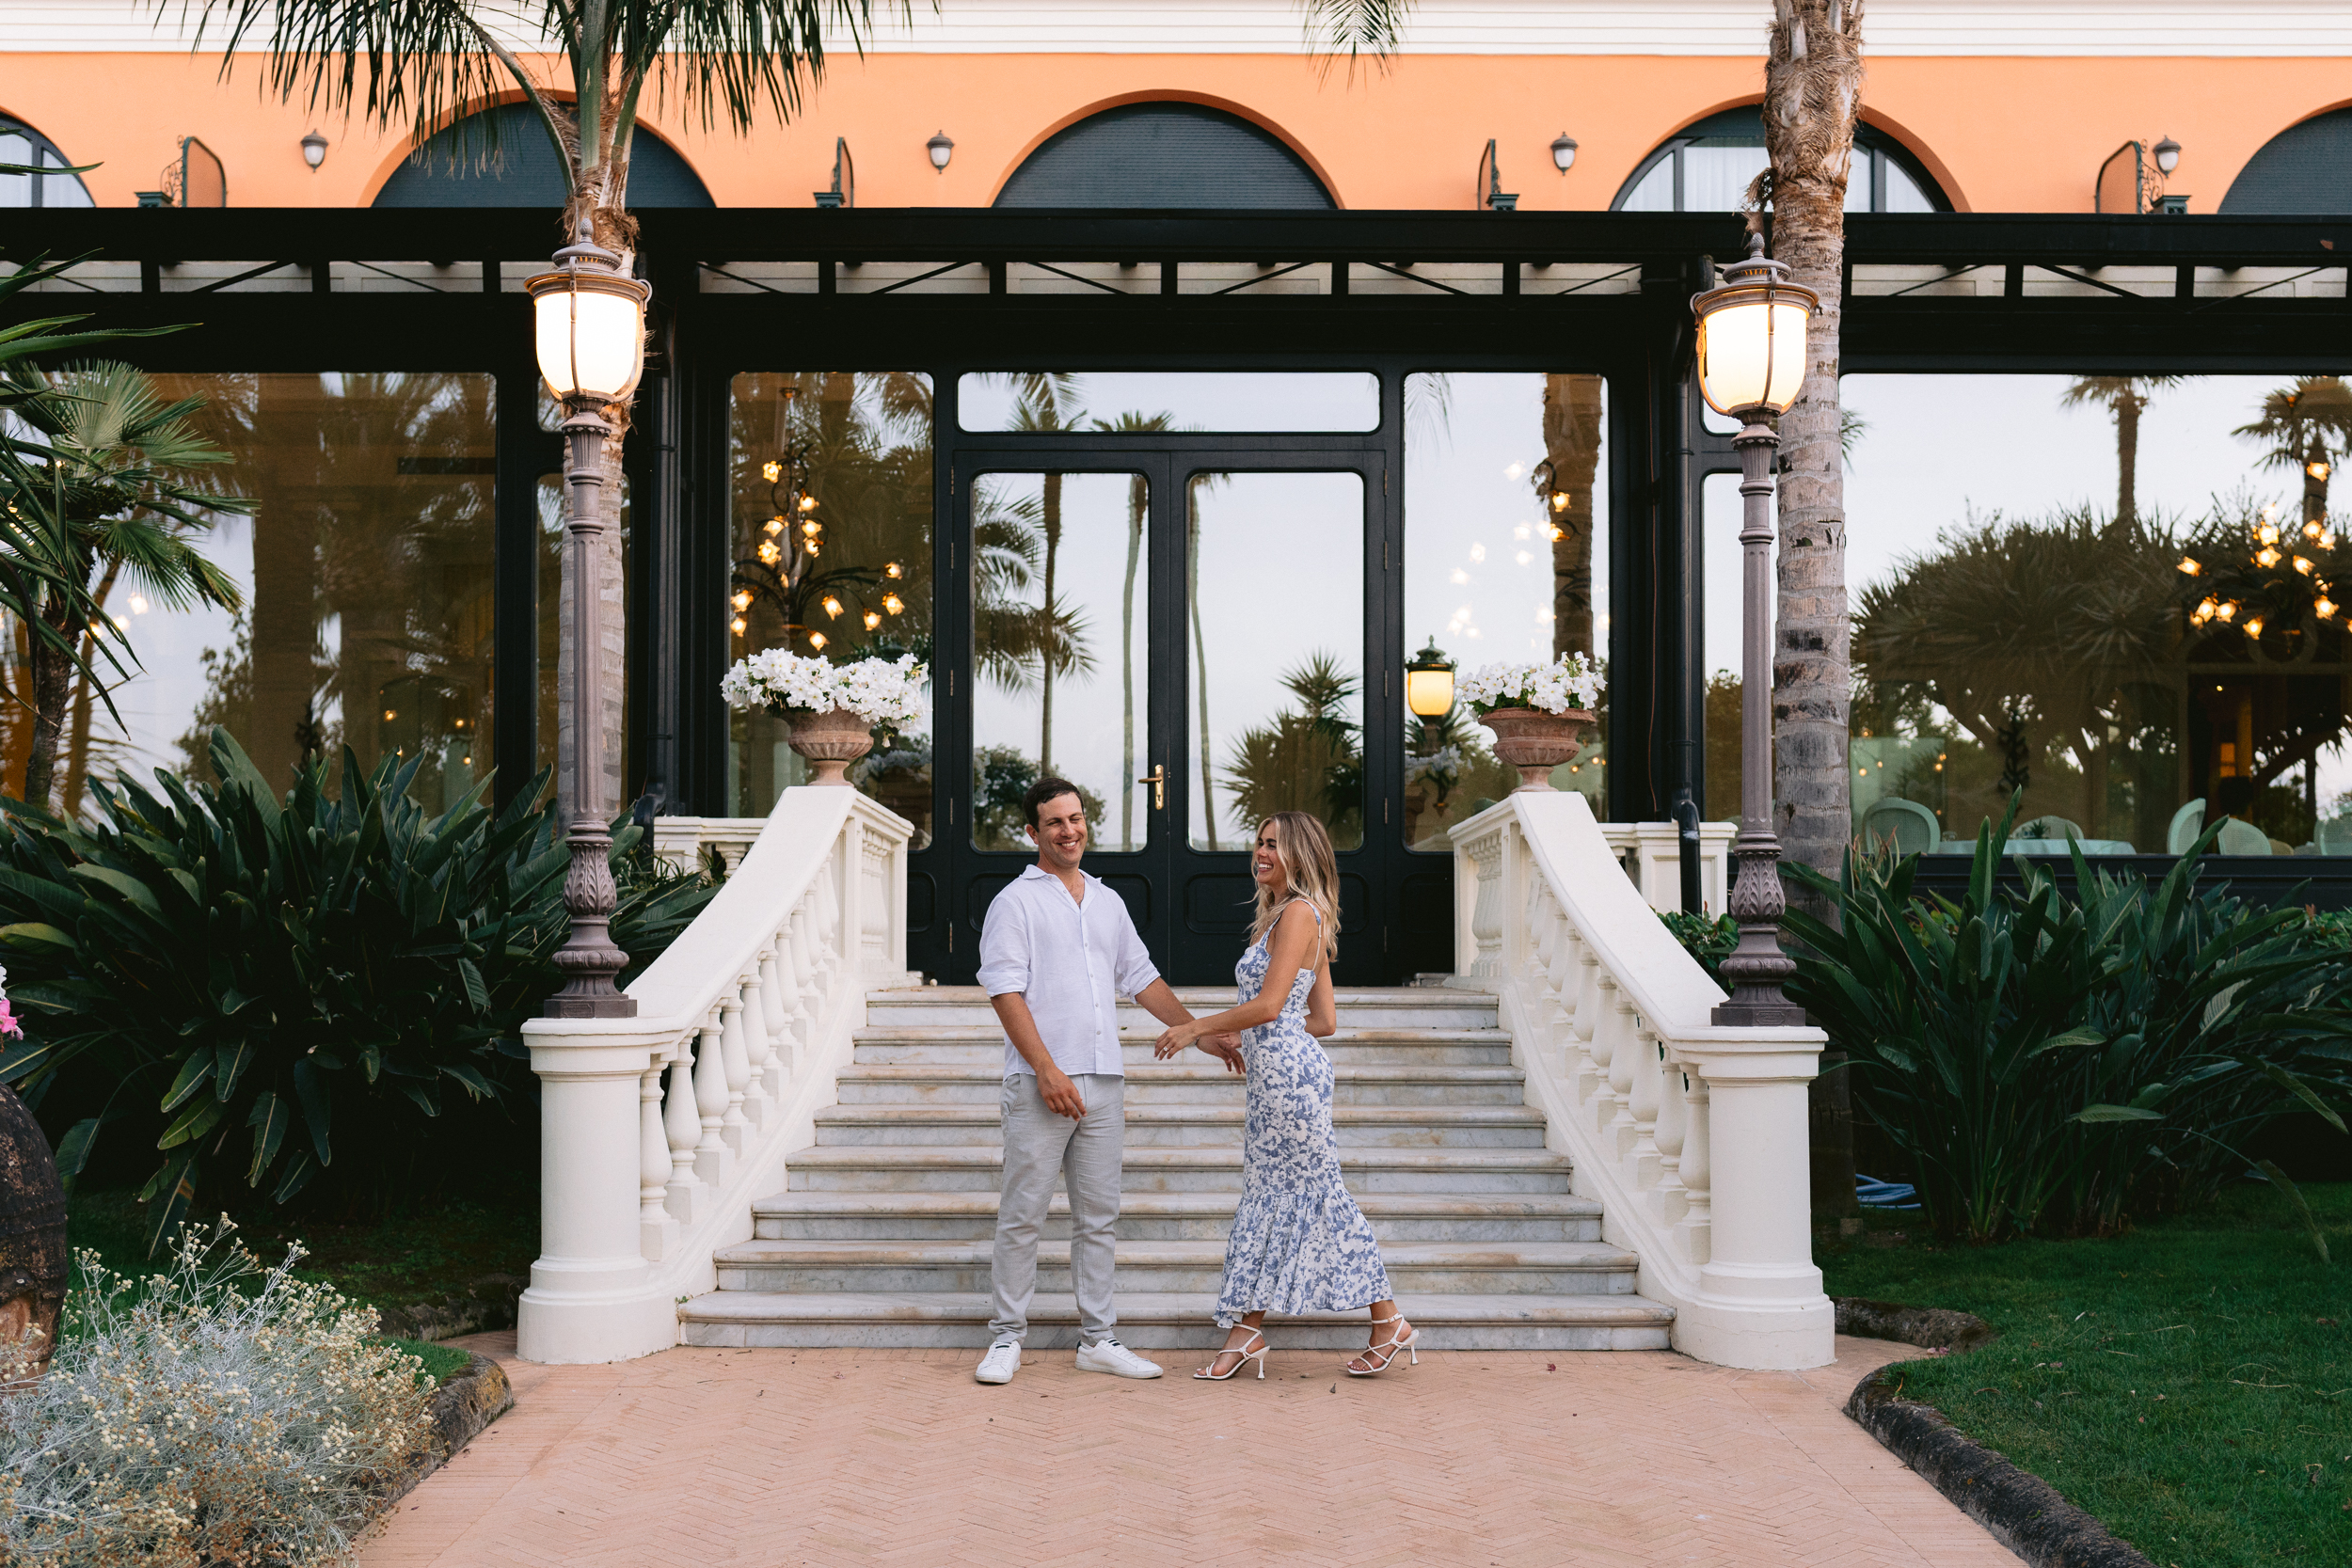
left=1835, top=1297, right=2156, bottom=1568
left=374, top=1274, right=525, bottom=1344
left=380, top=1352, right=516, bottom=1509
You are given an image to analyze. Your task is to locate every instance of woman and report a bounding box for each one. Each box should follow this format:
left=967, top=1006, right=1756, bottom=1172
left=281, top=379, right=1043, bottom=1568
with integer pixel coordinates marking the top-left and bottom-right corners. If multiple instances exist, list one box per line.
left=1152, top=811, right=1416, bottom=1380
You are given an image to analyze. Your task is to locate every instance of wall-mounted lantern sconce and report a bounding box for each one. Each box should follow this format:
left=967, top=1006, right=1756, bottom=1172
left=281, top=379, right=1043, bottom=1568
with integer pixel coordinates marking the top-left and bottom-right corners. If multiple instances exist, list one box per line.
left=2152, top=134, right=2182, bottom=175
left=1550, top=133, right=1578, bottom=174
left=815, top=136, right=854, bottom=208
left=1477, top=138, right=1518, bottom=211
left=927, top=131, right=954, bottom=172
left=301, top=130, right=328, bottom=171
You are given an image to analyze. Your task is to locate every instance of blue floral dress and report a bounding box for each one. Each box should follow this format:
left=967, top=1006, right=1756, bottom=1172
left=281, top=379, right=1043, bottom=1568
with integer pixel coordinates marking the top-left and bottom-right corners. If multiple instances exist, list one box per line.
left=1214, top=905, right=1394, bottom=1327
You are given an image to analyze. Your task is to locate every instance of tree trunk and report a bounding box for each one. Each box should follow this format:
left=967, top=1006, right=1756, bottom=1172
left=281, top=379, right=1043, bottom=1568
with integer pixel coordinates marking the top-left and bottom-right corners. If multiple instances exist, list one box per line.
left=1762, top=0, right=1864, bottom=1217
left=2118, top=394, right=2143, bottom=525
left=19, top=594, right=78, bottom=811
left=1040, top=471, right=1061, bottom=773
left=1542, top=374, right=1605, bottom=661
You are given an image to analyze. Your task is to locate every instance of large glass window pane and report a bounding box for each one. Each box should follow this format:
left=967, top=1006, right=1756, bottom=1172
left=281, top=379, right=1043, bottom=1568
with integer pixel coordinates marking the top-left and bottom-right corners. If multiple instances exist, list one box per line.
left=1681, top=145, right=1770, bottom=211
left=1403, top=373, right=1609, bottom=847
left=1731, top=372, right=2352, bottom=859
left=958, top=372, right=1378, bottom=434
left=726, top=372, right=933, bottom=842
left=0, top=373, right=500, bottom=814
left=1615, top=157, right=1674, bottom=213
left=968, top=471, right=1150, bottom=852
left=1188, top=471, right=1364, bottom=851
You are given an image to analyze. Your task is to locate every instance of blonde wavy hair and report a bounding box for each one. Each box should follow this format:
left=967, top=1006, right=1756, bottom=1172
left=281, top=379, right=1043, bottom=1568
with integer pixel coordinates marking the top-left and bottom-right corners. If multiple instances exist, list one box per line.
left=1248, top=812, right=1341, bottom=961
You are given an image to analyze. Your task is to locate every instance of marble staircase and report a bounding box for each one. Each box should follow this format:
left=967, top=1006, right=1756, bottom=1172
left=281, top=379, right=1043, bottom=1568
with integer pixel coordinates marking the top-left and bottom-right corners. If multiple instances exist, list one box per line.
left=678, top=986, right=1676, bottom=1353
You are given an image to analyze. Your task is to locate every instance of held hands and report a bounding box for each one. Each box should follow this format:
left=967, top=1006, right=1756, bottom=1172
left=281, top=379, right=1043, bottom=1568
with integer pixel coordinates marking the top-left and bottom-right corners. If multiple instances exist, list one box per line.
left=1200, top=1034, right=1247, bottom=1075
left=1154, top=1023, right=1247, bottom=1075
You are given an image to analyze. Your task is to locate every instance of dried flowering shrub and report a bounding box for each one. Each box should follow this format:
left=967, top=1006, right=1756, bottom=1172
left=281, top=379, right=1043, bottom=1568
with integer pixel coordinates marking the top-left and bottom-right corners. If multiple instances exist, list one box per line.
left=0, top=1218, right=435, bottom=1566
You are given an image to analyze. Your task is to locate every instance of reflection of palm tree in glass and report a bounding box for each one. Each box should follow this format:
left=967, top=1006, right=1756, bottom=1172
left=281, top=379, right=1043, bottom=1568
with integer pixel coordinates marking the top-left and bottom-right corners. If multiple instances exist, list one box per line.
left=1091, top=411, right=1176, bottom=847
left=2234, top=375, right=2352, bottom=530
left=2060, top=375, right=2185, bottom=525
left=1009, top=378, right=1086, bottom=769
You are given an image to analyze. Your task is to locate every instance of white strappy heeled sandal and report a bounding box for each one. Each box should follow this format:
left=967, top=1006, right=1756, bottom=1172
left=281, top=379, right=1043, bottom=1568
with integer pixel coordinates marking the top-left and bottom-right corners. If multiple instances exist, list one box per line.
left=1196, top=1327, right=1269, bottom=1381
left=1345, top=1313, right=1419, bottom=1376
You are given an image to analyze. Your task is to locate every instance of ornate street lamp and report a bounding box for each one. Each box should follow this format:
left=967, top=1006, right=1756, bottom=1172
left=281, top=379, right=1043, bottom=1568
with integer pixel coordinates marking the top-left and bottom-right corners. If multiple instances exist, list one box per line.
left=527, top=225, right=651, bottom=1019
left=1691, top=234, right=1818, bottom=1026
left=1406, top=638, right=1457, bottom=719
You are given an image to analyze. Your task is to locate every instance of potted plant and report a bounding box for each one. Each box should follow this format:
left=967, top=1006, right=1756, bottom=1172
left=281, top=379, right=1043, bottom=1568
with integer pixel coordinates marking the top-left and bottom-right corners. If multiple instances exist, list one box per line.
left=1459, top=653, right=1605, bottom=791
left=721, top=650, right=929, bottom=786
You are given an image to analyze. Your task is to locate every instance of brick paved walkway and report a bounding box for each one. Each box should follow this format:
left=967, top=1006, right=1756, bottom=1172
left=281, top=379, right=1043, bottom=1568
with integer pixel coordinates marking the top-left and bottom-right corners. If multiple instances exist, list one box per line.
left=367, top=1334, right=2020, bottom=1567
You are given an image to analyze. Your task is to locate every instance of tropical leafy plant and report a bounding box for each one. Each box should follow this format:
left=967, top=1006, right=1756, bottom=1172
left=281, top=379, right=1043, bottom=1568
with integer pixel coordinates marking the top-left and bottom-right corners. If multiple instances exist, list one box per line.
left=1785, top=798, right=2352, bottom=1250
left=1658, top=908, right=1737, bottom=990
left=1224, top=652, right=1364, bottom=842
left=0, top=729, right=715, bottom=1245
left=1, top=360, right=246, bottom=809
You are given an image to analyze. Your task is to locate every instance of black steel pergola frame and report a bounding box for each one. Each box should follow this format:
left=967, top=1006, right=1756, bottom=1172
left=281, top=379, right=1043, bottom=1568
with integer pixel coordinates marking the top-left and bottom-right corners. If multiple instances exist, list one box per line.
left=10, top=206, right=2352, bottom=974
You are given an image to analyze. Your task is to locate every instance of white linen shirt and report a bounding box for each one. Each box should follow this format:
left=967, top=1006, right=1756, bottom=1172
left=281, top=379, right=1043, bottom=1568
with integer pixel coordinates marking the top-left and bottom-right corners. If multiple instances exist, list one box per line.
left=976, top=864, right=1161, bottom=1079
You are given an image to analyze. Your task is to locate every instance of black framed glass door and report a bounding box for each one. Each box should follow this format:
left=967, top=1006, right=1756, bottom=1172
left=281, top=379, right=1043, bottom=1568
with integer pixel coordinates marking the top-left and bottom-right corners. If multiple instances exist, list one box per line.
left=930, top=439, right=1390, bottom=987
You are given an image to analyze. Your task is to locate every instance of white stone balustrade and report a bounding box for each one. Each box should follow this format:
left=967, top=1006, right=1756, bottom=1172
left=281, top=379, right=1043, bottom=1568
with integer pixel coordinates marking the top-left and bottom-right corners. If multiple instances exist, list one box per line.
left=518, top=788, right=916, bottom=1365
left=1449, top=791, right=1833, bottom=1370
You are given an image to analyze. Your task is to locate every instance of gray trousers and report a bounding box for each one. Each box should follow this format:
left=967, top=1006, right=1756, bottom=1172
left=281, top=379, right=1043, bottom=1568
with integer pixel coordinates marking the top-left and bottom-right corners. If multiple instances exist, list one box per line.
left=989, top=1072, right=1123, bottom=1344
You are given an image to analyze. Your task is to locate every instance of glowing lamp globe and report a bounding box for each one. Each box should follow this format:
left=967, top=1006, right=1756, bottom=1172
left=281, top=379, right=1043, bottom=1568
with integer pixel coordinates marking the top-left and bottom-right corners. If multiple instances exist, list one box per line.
left=526, top=235, right=652, bottom=403
left=1405, top=638, right=1456, bottom=719
left=1690, top=240, right=1819, bottom=418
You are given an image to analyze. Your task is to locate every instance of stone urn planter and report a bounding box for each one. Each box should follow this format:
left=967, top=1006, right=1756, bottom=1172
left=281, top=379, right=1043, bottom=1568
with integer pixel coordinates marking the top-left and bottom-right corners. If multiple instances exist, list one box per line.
left=784, top=705, right=874, bottom=786
left=0, top=1081, right=67, bottom=1381
left=1480, top=706, right=1596, bottom=792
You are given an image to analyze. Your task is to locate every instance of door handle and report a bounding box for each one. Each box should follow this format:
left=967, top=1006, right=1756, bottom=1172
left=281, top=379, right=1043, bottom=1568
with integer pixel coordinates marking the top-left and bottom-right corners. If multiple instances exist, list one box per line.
left=1137, top=765, right=1166, bottom=811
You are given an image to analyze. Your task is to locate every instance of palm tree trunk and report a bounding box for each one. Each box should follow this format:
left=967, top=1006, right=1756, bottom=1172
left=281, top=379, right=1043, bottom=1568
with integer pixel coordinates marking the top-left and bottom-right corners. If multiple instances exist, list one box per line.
left=1120, top=474, right=1144, bottom=847
left=2115, top=393, right=2143, bottom=525
left=21, top=589, right=80, bottom=810
left=1542, top=375, right=1605, bottom=661
left=1188, top=504, right=1217, bottom=851
left=1762, top=0, right=1864, bottom=1217
left=60, top=565, right=117, bottom=818
left=1040, top=472, right=1062, bottom=773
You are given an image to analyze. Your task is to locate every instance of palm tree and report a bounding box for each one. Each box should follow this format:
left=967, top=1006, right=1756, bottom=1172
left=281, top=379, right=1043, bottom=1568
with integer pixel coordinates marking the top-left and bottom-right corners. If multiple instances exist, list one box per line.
left=1009, top=378, right=1088, bottom=769
left=2060, top=375, right=2185, bottom=524
left=1092, top=411, right=1176, bottom=846
left=2234, top=376, right=2352, bottom=531
left=1, top=362, right=246, bottom=808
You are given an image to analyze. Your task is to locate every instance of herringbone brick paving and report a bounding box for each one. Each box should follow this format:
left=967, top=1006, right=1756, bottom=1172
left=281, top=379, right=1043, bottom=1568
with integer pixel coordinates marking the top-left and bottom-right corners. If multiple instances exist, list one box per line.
left=364, top=1334, right=2021, bottom=1566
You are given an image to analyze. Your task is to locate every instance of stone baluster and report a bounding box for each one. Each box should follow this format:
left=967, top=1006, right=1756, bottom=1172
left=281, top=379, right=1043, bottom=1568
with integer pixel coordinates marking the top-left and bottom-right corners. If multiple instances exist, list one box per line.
left=765, top=926, right=800, bottom=1080
left=1676, top=1072, right=1712, bottom=1265
left=1652, top=1054, right=1691, bottom=1227
left=1585, top=970, right=1623, bottom=1134
left=1467, top=834, right=1505, bottom=977
left=1570, top=937, right=1602, bottom=1099
left=639, top=1059, right=671, bottom=1259
left=1604, top=984, right=1641, bottom=1159
left=738, top=961, right=772, bottom=1125
left=1628, top=1016, right=1662, bottom=1185
left=718, top=989, right=753, bottom=1153
left=663, top=1037, right=703, bottom=1224
left=786, top=906, right=819, bottom=1051
left=812, top=859, right=846, bottom=982
left=1544, top=909, right=1581, bottom=1081
left=692, top=1012, right=732, bottom=1184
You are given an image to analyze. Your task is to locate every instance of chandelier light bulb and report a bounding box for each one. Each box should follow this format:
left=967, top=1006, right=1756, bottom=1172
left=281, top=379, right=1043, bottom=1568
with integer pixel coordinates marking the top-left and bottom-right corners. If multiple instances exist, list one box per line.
left=757, top=540, right=782, bottom=565
left=2193, top=597, right=2218, bottom=624
left=763, top=461, right=782, bottom=482
left=2307, top=518, right=2327, bottom=540
left=2259, top=521, right=2281, bottom=546
left=799, top=495, right=819, bottom=512
left=864, top=610, right=882, bottom=630
left=731, top=590, right=753, bottom=610
left=730, top=616, right=748, bottom=636
left=882, top=593, right=905, bottom=615
left=804, top=538, right=820, bottom=555
left=2218, top=600, right=2239, bottom=621
left=2258, top=546, right=2283, bottom=568
left=2177, top=556, right=2201, bottom=576
left=2245, top=615, right=2266, bottom=639
left=2310, top=460, right=2332, bottom=482
left=765, top=516, right=785, bottom=535
left=2320, top=596, right=2340, bottom=619
left=885, top=562, right=904, bottom=578
left=2296, top=556, right=2315, bottom=574
left=1549, top=491, right=1570, bottom=514
left=822, top=595, right=844, bottom=618
left=803, top=517, right=821, bottom=536
left=808, top=631, right=828, bottom=650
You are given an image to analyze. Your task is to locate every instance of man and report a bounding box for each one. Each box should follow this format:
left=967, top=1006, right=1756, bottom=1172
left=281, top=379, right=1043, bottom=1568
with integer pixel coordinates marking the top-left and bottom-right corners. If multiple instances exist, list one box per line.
left=972, top=776, right=1238, bottom=1385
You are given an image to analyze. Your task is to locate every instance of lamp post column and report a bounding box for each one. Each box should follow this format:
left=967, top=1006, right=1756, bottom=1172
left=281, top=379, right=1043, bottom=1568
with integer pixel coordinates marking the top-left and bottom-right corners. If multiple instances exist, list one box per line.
left=1712, top=409, right=1804, bottom=1028
left=549, top=401, right=634, bottom=1018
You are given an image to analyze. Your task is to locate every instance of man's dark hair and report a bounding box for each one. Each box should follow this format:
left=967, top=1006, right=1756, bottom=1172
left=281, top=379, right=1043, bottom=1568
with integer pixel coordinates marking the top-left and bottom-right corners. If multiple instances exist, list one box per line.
left=1024, top=775, right=1085, bottom=830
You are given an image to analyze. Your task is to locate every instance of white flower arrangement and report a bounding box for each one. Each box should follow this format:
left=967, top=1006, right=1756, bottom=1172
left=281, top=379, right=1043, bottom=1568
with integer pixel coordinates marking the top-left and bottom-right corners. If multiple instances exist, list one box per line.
left=1457, top=652, right=1606, bottom=717
left=721, top=650, right=929, bottom=725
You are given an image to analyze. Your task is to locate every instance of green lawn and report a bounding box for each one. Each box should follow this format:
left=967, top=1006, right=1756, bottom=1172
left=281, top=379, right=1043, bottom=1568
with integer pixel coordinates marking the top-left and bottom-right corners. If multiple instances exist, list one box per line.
left=61, top=1190, right=532, bottom=1386
left=1820, top=1181, right=2352, bottom=1568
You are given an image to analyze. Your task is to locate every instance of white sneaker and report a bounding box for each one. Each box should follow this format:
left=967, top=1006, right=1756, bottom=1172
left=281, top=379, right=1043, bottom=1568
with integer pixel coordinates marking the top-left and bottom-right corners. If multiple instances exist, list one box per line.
left=1075, top=1337, right=1164, bottom=1379
left=975, top=1338, right=1022, bottom=1385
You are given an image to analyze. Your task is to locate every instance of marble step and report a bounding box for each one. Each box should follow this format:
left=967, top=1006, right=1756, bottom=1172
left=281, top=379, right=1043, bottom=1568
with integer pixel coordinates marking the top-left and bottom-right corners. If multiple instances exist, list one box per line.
left=782, top=1144, right=1577, bottom=1195
left=751, top=1190, right=1604, bottom=1243
left=712, top=1238, right=1641, bottom=1297
left=809, top=1102, right=1551, bottom=1148
left=680, top=1290, right=1674, bottom=1352
left=866, top=987, right=1499, bottom=1033
left=834, top=1064, right=1528, bottom=1108
left=854, top=1029, right=1516, bottom=1069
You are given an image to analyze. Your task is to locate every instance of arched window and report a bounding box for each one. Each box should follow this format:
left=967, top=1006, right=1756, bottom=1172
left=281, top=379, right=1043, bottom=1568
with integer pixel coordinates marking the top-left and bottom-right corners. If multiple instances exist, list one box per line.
left=1, top=117, right=94, bottom=208
left=2221, top=108, right=2352, bottom=214
left=373, top=103, right=712, bottom=207
left=1612, top=107, right=1947, bottom=214
left=996, top=103, right=1333, bottom=209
